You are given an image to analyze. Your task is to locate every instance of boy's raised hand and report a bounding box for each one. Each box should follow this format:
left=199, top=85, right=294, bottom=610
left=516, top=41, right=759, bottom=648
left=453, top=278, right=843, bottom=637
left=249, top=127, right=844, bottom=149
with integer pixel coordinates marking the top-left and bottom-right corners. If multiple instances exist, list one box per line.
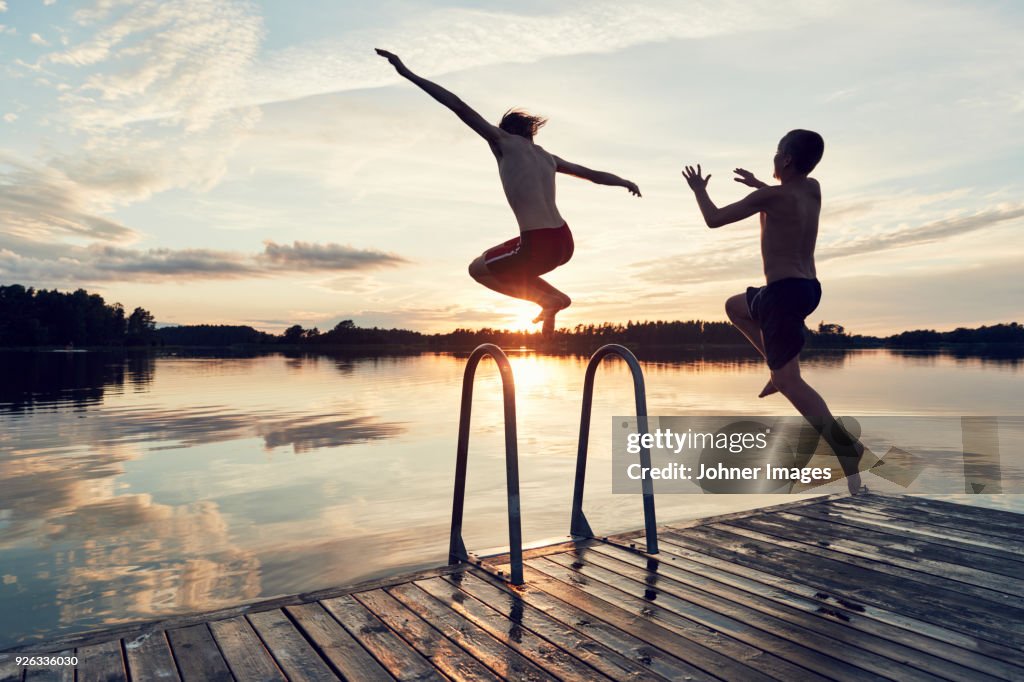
left=375, top=48, right=404, bottom=69
left=733, top=168, right=766, bottom=188
left=682, top=164, right=711, bottom=191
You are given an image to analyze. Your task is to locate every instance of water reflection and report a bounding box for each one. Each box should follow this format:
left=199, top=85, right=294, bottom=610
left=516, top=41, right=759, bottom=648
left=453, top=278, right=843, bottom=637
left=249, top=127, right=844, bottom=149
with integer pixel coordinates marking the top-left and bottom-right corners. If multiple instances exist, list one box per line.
left=0, top=347, right=1020, bottom=650
left=0, top=351, right=153, bottom=412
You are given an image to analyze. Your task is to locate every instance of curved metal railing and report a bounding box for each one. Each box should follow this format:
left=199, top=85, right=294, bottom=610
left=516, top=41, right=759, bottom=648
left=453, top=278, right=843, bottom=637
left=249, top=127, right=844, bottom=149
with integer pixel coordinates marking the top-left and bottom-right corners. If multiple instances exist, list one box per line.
left=448, top=344, right=524, bottom=585
left=570, top=344, right=659, bottom=554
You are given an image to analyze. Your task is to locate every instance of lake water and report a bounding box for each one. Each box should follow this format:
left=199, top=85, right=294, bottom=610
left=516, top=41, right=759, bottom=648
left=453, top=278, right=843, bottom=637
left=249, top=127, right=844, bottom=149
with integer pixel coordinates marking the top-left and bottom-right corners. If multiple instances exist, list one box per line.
left=0, top=347, right=1021, bottom=649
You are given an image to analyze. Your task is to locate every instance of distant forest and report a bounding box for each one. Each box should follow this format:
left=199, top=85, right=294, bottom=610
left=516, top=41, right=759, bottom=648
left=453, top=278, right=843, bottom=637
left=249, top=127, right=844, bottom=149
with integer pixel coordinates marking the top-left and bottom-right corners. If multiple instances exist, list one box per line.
left=1, top=283, right=1021, bottom=351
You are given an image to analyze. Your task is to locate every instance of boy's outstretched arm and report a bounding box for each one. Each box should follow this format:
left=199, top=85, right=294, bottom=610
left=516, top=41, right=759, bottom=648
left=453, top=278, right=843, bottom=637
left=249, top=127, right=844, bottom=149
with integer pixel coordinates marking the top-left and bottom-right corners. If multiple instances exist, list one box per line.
left=376, top=49, right=502, bottom=145
left=683, top=164, right=771, bottom=228
left=555, top=156, right=641, bottom=196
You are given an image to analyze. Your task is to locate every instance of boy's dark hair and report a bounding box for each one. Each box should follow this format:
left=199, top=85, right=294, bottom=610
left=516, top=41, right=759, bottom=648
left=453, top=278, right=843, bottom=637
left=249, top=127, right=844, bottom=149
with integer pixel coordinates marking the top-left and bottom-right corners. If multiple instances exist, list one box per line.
left=499, top=108, right=547, bottom=139
left=781, top=129, right=825, bottom=174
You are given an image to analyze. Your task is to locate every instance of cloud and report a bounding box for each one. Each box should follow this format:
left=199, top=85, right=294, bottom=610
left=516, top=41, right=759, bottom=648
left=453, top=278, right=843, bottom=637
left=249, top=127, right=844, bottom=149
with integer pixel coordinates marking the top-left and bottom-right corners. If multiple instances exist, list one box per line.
left=2, top=113, right=16, bottom=122
left=242, top=1, right=837, bottom=111
left=30, top=33, right=50, bottom=46
left=0, top=1, right=265, bottom=248
left=261, top=240, right=407, bottom=270
left=824, top=203, right=1024, bottom=260
left=633, top=201, right=1024, bottom=285
left=0, top=157, right=138, bottom=242
left=0, top=240, right=408, bottom=284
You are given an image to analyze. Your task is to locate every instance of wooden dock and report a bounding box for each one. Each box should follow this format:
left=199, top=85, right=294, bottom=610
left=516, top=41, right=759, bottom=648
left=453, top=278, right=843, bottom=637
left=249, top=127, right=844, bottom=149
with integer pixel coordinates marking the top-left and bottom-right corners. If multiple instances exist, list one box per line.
left=2, top=493, right=1021, bottom=681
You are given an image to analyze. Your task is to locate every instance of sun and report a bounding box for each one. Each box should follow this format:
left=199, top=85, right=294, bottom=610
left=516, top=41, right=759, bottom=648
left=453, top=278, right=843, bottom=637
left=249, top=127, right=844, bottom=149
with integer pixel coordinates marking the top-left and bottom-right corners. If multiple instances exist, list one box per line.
left=506, top=302, right=541, bottom=332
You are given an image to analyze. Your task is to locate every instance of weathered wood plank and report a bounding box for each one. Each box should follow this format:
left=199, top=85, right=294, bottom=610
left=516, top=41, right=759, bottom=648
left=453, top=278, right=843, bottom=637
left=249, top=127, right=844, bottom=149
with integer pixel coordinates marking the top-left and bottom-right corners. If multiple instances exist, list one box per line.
left=801, top=501, right=1024, bottom=561
left=605, top=540, right=1021, bottom=681
left=868, top=494, right=1022, bottom=528
left=209, top=617, right=286, bottom=682
left=0, top=658, right=21, bottom=682
left=662, top=526, right=1018, bottom=649
left=413, top=576, right=616, bottom=682
left=22, top=664, right=73, bottom=682
left=353, top=589, right=500, bottom=682
left=446, top=571, right=712, bottom=681
left=124, top=632, right=181, bottom=682
left=20, top=650, right=74, bottom=682
left=285, top=603, right=393, bottom=682
left=732, top=510, right=1024, bottom=600
left=384, top=582, right=556, bottom=681
left=166, top=625, right=232, bottom=682
left=649, top=531, right=1024, bottom=670
left=0, top=563, right=468, bottom=657
left=856, top=493, right=1024, bottom=536
left=546, top=550, right=891, bottom=682
left=319, top=594, right=442, bottom=681
left=247, top=609, right=339, bottom=682
left=76, top=639, right=127, bottom=682
left=441, top=570, right=676, bottom=682
left=523, top=557, right=793, bottom=681
left=589, top=543, right=987, bottom=681
left=712, top=520, right=1024, bottom=622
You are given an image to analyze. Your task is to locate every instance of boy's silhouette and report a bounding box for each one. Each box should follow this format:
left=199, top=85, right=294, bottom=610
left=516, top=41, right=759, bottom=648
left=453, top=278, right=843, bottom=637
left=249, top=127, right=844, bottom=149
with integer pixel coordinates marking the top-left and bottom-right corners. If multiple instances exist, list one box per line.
left=683, top=131, right=865, bottom=491
left=377, top=49, right=640, bottom=335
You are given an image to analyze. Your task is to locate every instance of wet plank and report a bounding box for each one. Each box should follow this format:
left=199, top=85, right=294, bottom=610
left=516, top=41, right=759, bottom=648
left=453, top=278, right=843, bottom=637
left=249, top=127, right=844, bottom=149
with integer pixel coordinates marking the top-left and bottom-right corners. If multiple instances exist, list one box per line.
left=284, top=602, right=392, bottom=682
left=167, top=625, right=232, bottom=682
left=589, top=543, right=985, bottom=681
left=320, top=594, right=442, bottom=682
left=76, top=639, right=127, bottom=682
left=869, top=494, right=1023, bottom=529
left=124, top=632, right=181, bottom=682
left=442, top=570, right=676, bottom=681
left=247, top=609, right=339, bottom=682
left=799, top=501, right=1024, bottom=561
left=711, top=519, right=1024, bottom=620
left=610, top=539, right=1021, bottom=680
left=649, top=530, right=1024, bottom=669
left=661, top=526, right=1019, bottom=649
left=0, top=658, right=21, bottom=682
left=446, top=570, right=712, bottom=681
left=209, top=616, right=286, bottom=682
left=731, top=509, right=1024, bottom=599
left=545, top=551, right=888, bottom=682
left=353, top=588, right=499, bottom=682
left=414, top=575, right=616, bottom=682
left=520, top=558, right=783, bottom=681
left=385, top=582, right=556, bottom=681
left=832, top=497, right=1024, bottom=546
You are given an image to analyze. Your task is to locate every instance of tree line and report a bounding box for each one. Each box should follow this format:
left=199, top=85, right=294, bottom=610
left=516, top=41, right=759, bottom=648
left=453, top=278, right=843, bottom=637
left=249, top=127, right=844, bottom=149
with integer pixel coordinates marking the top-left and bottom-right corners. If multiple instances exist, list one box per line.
left=0, top=284, right=156, bottom=347
left=1, top=283, right=1020, bottom=350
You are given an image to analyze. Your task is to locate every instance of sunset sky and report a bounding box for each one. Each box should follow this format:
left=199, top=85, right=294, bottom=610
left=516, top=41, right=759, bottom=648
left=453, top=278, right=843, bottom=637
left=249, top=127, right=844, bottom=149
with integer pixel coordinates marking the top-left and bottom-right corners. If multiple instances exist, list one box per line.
left=1, top=0, right=1021, bottom=335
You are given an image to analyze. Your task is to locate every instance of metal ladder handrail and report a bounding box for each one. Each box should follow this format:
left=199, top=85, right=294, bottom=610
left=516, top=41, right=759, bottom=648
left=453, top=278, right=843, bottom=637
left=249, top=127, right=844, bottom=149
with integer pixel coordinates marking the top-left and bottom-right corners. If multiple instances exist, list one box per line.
left=570, top=343, right=659, bottom=554
left=448, top=343, right=524, bottom=585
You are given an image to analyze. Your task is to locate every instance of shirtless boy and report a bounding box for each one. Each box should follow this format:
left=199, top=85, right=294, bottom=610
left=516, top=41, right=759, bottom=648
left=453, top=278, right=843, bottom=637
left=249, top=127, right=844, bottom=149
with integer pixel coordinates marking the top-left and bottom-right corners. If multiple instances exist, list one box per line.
left=683, top=131, right=865, bottom=490
left=377, top=49, right=640, bottom=335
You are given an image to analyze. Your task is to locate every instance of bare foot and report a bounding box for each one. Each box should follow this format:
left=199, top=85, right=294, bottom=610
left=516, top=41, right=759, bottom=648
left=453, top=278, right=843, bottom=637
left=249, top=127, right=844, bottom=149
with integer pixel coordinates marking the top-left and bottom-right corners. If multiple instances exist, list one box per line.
left=758, top=379, right=778, bottom=398
left=532, top=297, right=570, bottom=338
left=532, top=309, right=559, bottom=337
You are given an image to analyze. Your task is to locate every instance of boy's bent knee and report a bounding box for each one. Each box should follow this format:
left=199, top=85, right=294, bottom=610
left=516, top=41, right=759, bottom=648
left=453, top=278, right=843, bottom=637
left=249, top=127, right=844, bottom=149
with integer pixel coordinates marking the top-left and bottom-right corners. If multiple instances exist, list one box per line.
left=468, top=257, right=487, bottom=281
left=725, top=294, right=748, bottom=321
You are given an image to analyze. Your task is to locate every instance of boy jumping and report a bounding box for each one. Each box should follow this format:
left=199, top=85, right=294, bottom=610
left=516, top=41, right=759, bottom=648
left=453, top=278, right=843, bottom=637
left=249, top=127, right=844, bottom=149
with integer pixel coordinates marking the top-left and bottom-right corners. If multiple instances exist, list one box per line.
left=683, top=130, right=865, bottom=491
left=377, top=49, right=641, bottom=335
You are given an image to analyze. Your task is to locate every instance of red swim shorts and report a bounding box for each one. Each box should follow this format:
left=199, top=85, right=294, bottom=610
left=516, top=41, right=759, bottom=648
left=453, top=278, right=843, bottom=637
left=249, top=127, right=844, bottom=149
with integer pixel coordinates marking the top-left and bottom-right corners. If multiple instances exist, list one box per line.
left=483, top=224, right=574, bottom=279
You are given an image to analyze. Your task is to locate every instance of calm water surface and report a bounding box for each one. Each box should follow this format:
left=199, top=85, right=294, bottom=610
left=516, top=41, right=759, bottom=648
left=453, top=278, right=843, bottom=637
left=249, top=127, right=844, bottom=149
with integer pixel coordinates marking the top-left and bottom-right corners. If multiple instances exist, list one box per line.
left=0, top=348, right=1021, bottom=648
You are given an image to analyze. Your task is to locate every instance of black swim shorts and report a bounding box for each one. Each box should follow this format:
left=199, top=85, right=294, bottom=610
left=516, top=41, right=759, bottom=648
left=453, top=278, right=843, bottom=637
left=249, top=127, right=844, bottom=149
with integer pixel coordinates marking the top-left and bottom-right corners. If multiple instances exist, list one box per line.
left=746, top=277, right=822, bottom=370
